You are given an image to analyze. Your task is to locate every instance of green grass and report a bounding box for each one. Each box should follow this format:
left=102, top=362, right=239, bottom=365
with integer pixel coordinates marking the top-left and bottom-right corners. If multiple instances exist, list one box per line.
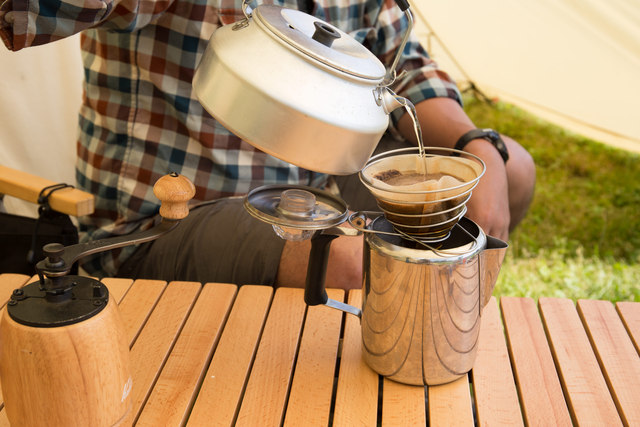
left=495, top=244, right=640, bottom=302
left=463, top=94, right=640, bottom=302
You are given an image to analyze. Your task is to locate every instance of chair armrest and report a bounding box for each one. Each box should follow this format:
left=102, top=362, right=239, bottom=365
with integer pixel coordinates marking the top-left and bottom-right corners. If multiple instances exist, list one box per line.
left=0, top=165, right=94, bottom=217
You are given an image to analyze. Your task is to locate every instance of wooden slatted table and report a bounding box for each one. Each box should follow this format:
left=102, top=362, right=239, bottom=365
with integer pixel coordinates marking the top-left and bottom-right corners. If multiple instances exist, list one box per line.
left=0, top=273, right=638, bottom=426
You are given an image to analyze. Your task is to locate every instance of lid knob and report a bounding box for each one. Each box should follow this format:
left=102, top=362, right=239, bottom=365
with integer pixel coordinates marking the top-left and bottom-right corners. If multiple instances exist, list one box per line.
left=311, top=21, right=341, bottom=47
left=279, top=189, right=316, bottom=217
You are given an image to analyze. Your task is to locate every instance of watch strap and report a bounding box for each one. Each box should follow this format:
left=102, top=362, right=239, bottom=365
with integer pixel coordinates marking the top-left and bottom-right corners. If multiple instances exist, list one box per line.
left=453, top=128, right=509, bottom=163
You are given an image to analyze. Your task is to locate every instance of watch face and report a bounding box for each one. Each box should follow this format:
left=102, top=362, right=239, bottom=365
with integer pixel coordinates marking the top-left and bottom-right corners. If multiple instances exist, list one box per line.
left=486, top=129, right=500, bottom=140
left=488, top=132, right=509, bottom=162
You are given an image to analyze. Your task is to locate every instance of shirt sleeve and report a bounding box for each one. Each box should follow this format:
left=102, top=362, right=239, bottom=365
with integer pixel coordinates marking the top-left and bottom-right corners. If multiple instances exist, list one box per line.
left=357, top=0, right=462, bottom=125
left=0, top=0, right=175, bottom=51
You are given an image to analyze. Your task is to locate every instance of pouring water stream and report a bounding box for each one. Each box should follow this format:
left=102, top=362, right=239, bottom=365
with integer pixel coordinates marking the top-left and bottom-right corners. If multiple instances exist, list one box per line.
left=399, top=98, right=428, bottom=176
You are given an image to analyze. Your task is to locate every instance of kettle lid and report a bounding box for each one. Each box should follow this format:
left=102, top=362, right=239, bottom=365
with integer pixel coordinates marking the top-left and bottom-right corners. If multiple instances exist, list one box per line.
left=254, top=5, right=386, bottom=80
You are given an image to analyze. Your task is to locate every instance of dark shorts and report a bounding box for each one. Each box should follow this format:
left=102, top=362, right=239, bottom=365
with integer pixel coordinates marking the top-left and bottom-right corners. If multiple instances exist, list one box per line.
left=117, top=197, right=287, bottom=286
left=117, top=134, right=409, bottom=286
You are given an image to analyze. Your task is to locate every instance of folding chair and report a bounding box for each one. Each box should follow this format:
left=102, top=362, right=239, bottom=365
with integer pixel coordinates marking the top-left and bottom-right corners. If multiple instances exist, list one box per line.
left=0, top=165, right=94, bottom=275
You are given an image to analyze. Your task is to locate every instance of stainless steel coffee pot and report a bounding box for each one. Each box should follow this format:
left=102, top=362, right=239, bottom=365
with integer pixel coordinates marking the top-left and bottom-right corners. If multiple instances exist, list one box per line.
left=244, top=185, right=508, bottom=386
left=359, top=215, right=507, bottom=385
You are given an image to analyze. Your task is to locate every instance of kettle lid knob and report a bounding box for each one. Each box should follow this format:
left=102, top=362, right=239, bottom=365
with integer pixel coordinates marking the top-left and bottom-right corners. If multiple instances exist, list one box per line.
left=311, top=21, right=341, bottom=47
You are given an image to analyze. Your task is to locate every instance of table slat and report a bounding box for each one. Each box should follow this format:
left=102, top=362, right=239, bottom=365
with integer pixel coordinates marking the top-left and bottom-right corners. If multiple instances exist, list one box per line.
left=283, top=289, right=344, bottom=427
left=235, top=287, right=306, bottom=427
left=118, top=279, right=167, bottom=346
left=577, top=299, right=640, bottom=426
left=616, top=301, right=640, bottom=355
left=101, top=277, right=134, bottom=304
left=539, top=297, right=622, bottom=426
left=500, top=296, right=571, bottom=426
left=428, top=374, right=473, bottom=426
left=136, top=283, right=237, bottom=426
left=382, top=378, right=426, bottom=426
left=472, top=297, right=523, bottom=426
left=333, top=289, right=378, bottom=426
left=127, top=281, right=201, bottom=423
left=187, top=285, right=273, bottom=427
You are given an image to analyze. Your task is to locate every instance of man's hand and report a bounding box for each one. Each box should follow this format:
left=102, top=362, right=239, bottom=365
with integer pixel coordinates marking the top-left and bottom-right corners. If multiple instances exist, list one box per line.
left=396, top=97, right=535, bottom=240
left=462, top=139, right=511, bottom=240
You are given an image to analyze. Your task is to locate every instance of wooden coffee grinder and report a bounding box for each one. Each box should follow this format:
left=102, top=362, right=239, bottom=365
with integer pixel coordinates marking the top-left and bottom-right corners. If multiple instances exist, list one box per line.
left=0, top=173, right=195, bottom=427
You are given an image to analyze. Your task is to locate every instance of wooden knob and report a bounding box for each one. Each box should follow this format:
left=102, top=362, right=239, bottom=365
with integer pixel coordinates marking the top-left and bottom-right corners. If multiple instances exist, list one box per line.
left=153, top=173, right=196, bottom=220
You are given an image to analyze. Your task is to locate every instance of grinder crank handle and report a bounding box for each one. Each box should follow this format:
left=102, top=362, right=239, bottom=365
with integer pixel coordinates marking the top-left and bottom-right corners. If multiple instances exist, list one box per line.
left=36, top=173, right=196, bottom=279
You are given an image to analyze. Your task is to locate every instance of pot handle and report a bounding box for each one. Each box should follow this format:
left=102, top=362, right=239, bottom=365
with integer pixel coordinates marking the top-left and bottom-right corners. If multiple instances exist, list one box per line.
left=304, top=232, right=362, bottom=318
left=479, top=235, right=509, bottom=308
left=304, top=233, right=336, bottom=306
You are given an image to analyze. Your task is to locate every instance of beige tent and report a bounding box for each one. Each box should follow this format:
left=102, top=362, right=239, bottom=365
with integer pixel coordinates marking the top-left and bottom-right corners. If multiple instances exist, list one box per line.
left=413, top=0, right=640, bottom=153
left=1, top=1, right=638, bottom=215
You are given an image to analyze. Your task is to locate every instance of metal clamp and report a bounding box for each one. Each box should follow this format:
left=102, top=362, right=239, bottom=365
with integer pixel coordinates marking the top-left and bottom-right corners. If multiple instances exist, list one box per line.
left=347, top=211, right=482, bottom=256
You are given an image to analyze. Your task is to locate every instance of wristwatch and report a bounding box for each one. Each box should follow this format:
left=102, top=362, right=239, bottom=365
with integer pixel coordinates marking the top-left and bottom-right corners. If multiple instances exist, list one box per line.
left=453, top=128, right=509, bottom=163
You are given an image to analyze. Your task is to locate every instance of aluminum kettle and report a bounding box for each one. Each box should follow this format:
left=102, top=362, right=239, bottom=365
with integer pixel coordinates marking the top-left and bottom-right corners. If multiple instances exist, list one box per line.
left=193, top=0, right=414, bottom=175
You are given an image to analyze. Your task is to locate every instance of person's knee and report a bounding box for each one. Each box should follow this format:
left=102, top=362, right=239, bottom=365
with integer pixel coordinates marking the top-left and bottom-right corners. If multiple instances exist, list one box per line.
left=325, top=234, right=363, bottom=290
left=277, top=234, right=363, bottom=290
left=504, top=137, right=536, bottom=230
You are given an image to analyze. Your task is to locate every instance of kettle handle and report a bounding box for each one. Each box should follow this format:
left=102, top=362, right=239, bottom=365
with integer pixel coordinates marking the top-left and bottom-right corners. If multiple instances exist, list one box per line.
left=394, top=0, right=410, bottom=11
left=383, top=6, right=413, bottom=85
left=240, top=0, right=253, bottom=19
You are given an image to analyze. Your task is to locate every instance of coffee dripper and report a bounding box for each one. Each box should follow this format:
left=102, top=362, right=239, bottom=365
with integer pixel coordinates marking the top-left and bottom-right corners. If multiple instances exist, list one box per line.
left=0, top=173, right=195, bottom=426
left=244, top=149, right=508, bottom=386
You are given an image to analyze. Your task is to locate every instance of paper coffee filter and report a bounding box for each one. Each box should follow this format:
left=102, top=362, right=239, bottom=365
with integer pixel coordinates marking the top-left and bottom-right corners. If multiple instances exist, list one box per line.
left=362, top=154, right=483, bottom=203
left=359, top=149, right=485, bottom=239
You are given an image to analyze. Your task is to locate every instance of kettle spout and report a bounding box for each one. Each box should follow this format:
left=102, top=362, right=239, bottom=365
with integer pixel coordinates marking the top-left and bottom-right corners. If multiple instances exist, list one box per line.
left=479, top=235, right=509, bottom=308
left=375, top=87, right=406, bottom=115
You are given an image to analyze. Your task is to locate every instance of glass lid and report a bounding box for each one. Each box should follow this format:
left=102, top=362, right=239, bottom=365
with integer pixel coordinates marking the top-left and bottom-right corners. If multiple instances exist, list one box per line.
left=244, top=184, right=348, bottom=230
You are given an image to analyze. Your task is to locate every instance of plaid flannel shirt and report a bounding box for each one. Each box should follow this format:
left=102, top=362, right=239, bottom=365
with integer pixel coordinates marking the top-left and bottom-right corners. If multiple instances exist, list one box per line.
left=1, top=0, right=461, bottom=276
